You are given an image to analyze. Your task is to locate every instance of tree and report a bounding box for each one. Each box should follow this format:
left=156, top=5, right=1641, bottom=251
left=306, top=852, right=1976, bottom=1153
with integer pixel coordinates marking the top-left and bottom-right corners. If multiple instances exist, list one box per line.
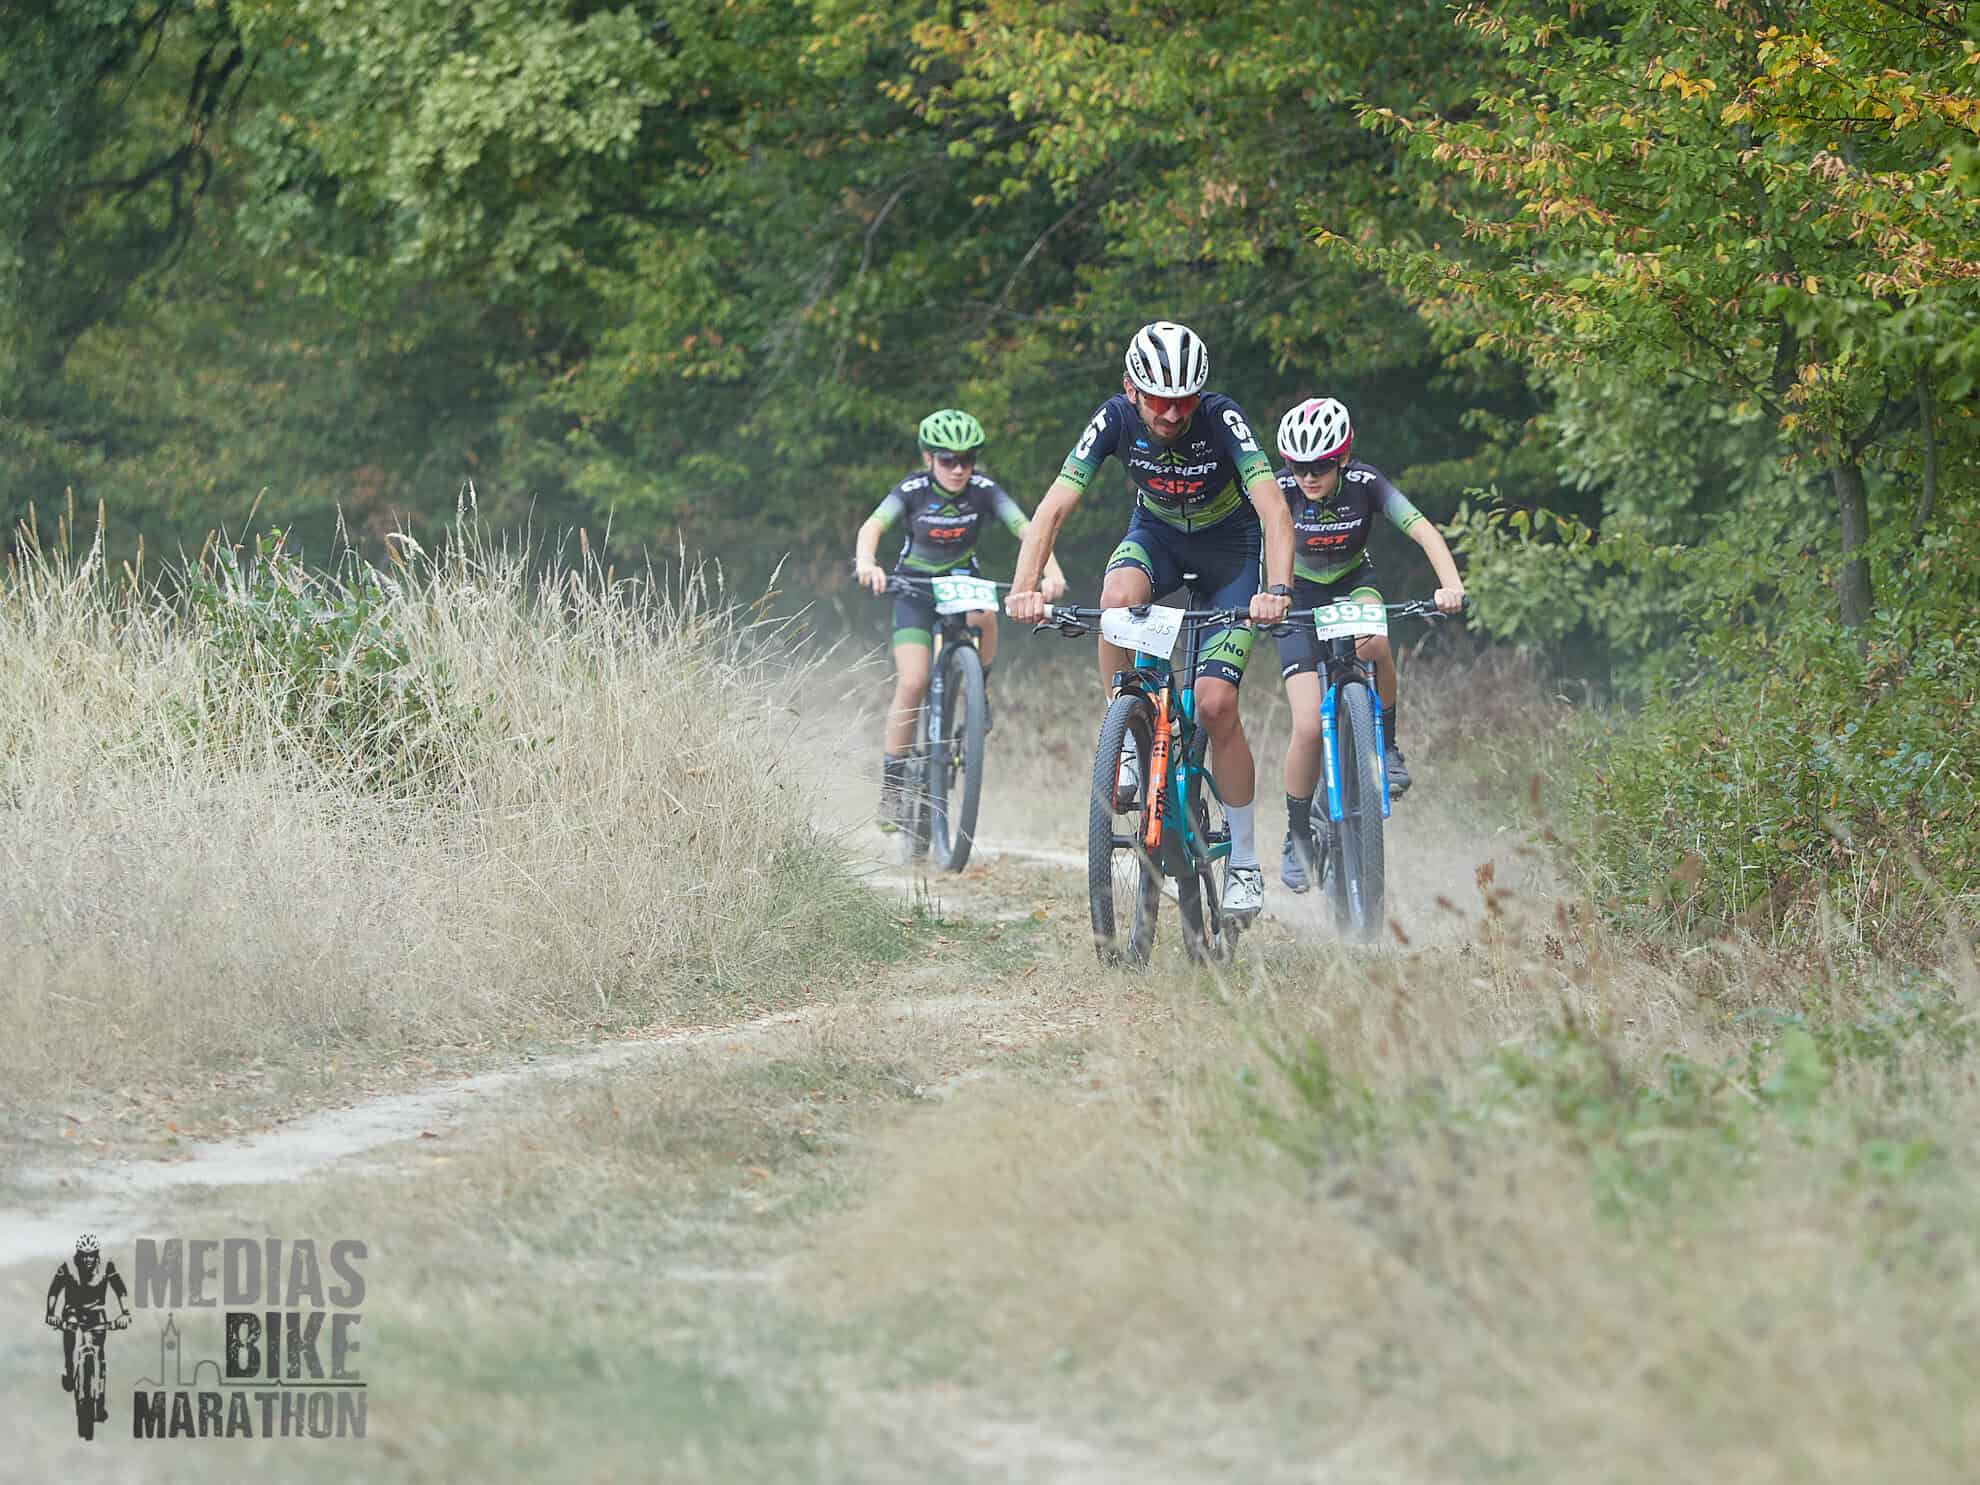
left=1348, top=0, right=1980, bottom=626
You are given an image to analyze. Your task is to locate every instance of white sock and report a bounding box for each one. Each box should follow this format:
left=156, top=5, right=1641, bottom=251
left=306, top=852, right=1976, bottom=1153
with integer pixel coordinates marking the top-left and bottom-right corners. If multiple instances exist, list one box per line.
left=1227, top=801, right=1257, bottom=868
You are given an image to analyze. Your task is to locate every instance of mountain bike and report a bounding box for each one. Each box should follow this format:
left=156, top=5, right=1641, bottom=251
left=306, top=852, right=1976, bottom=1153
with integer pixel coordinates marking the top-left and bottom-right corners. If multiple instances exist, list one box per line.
left=1280, top=597, right=1459, bottom=941
left=59, top=1310, right=127, bottom=1441
left=884, top=573, right=1001, bottom=872
left=1037, top=600, right=1251, bottom=966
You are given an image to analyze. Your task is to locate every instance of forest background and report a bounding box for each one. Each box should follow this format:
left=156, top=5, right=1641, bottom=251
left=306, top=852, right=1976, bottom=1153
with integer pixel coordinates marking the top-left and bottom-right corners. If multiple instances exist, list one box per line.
left=4, top=0, right=1977, bottom=935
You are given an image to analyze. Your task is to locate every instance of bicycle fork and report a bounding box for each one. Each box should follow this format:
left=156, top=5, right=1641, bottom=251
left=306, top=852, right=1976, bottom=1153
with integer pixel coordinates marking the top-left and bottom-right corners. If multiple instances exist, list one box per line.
left=1142, top=689, right=1172, bottom=851
left=1318, top=683, right=1393, bottom=825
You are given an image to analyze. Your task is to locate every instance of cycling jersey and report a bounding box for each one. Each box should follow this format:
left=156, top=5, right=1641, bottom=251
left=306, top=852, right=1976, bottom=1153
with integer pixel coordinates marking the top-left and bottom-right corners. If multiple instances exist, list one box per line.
left=46, top=1259, right=128, bottom=1328
left=868, top=471, right=1028, bottom=575
left=1279, top=460, right=1425, bottom=584
left=1060, top=393, right=1276, bottom=532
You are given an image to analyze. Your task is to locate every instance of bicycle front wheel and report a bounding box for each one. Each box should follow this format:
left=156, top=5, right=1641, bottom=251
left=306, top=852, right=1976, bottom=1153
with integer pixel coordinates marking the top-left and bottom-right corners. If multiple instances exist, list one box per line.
left=1326, top=681, right=1387, bottom=941
left=76, top=1352, right=96, bottom=1440
left=1087, top=693, right=1160, bottom=964
left=930, top=644, right=987, bottom=872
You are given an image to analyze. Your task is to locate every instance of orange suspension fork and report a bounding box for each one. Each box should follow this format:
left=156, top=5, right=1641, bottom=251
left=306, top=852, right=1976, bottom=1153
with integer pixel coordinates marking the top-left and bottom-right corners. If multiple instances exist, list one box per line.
left=1143, top=688, right=1172, bottom=852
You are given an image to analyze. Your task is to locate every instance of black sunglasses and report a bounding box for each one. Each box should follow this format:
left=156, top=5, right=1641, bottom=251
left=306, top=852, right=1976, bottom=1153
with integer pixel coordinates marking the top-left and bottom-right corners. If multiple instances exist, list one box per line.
left=932, top=451, right=978, bottom=469
left=1290, top=457, right=1340, bottom=477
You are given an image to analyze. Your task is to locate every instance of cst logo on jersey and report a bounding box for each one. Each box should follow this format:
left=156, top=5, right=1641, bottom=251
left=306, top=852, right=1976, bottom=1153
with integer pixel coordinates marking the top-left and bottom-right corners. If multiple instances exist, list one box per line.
left=1128, top=449, right=1220, bottom=502
left=917, top=499, right=978, bottom=547
left=1297, top=507, right=1365, bottom=552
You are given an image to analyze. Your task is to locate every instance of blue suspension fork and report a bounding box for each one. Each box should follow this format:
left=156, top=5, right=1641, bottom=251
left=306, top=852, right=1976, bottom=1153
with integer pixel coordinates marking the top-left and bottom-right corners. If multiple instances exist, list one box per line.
left=1319, top=672, right=1392, bottom=825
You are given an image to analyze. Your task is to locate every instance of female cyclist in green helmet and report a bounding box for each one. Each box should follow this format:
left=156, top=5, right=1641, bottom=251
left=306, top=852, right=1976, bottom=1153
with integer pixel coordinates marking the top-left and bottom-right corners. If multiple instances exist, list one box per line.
left=854, top=409, right=1067, bottom=831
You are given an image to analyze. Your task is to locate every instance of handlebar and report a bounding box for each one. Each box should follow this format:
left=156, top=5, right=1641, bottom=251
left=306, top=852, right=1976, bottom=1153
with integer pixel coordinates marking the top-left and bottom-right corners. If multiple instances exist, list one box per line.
left=1275, top=597, right=1470, bottom=631
left=881, top=574, right=1010, bottom=596
left=1027, top=597, right=1466, bottom=637
left=1030, top=603, right=1249, bottom=638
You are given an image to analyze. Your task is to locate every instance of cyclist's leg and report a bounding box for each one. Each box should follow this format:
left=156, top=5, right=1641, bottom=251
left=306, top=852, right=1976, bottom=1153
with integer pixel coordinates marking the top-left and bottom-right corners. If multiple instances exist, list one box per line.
left=1278, top=579, right=1327, bottom=802
left=62, top=1324, right=75, bottom=1389
left=886, top=589, right=936, bottom=754
left=1190, top=513, right=1264, bottom=902
left=1099, top=514, right=1178, bottom=694
left=1341, top=578, right=1407, bottom=787
left=1346, top=579, right=1394, bottom=711
left=1191, top=512, right=1263, bottom=806
left=968, top=610, right=998, bottom=668
left=881, top=588, right=936, bottom=828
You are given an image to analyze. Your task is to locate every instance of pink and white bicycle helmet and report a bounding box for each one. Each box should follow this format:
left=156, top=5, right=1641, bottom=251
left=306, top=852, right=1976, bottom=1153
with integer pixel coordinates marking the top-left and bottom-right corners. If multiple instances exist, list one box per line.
left=1276, top=397, right=1353, bottom=464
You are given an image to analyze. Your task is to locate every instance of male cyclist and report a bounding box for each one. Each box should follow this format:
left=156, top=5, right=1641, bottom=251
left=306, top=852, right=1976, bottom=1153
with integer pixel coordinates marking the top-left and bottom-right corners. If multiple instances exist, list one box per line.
left=1271, top=396, right=1465, bottom=892
left=1005, top=321, right=1293, bottom=920
left=856, top=408, right=1066, bottom=831
left=44, top=1233, right=131, bottom=1420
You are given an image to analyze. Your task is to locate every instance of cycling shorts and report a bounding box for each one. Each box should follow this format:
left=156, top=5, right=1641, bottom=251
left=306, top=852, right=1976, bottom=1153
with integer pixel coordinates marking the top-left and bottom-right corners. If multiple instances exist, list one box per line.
left=891, top=558, right=984, bottom=649
left=1277, top=561, right=1383, bottom=680
left=1105, top=506, right=1261, bottom=688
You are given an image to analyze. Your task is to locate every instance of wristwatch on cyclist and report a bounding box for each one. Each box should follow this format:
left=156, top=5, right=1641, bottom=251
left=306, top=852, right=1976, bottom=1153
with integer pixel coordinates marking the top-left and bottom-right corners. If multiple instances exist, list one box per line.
left=1265, top=583, right=1293, bottom=597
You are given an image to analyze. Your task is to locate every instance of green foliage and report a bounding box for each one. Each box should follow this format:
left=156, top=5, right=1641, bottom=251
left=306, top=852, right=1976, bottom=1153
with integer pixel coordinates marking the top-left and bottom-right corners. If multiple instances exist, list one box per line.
left=1574, top=537, right=1980, bottom=939
left=1248, top=983, right=1967, bottom=1224
left=181, top=532, right=478, bottom=796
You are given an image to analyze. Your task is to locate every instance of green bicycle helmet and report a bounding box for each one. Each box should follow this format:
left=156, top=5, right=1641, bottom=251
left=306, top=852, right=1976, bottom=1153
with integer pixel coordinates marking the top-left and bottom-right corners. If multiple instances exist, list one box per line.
left=917, top=408, right=986, bottom=453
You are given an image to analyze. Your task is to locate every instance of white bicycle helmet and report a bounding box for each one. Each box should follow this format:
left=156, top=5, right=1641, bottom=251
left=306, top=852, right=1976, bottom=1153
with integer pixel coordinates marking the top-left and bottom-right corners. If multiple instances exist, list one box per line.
left=1124, top=321, right=1209, bottom=398
left=1277, top=397, right=1353, bottom=463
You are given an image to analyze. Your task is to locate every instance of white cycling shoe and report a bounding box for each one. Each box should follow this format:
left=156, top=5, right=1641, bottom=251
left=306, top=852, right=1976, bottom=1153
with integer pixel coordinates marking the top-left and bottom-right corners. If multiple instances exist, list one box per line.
left=1115, top=753, right=1141, bottom=812
left=1223, top=862, right=1265, bottom=922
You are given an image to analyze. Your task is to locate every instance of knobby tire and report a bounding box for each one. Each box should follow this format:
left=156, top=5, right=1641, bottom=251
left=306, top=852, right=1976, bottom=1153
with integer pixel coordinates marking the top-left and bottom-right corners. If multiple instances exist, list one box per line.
left=1326, top=681, right=1387, bottom=941
left=930, top=644, right=987, bottom=872
left=1087, top=693, right=1160, bottom=964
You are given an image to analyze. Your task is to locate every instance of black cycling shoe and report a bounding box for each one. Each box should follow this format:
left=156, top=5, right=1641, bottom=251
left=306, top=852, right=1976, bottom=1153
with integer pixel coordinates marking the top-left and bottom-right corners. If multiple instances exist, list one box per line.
left=1385, top=743, right=1412, bottom=798
left=61, top=1369, right=74, bottom=1393
left=96, top=1397, right=109, bottom=1422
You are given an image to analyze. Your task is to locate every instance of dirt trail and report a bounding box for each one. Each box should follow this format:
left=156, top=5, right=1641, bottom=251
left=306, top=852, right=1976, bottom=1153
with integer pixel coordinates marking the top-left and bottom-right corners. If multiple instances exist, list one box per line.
left=3, top=702, right=1519, bottom=1278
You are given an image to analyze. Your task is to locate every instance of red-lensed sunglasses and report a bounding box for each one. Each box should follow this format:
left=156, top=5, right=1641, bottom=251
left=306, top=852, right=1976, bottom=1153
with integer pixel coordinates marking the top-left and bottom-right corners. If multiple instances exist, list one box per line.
left=1138, top=392, right=1200, bottom=419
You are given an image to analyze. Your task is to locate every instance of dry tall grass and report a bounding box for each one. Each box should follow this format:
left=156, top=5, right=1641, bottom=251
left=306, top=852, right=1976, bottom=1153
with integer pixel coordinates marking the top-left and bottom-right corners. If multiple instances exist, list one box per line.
left=0, top=514, right=889, bottom=1102
left=800, top=863, right=1980, bottom=1480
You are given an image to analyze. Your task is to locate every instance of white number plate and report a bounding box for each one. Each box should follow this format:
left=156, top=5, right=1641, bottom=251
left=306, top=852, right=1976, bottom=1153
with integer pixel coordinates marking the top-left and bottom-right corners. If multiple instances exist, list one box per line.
left=1309, top=601, right=1389, bottom=641
left=930, top=574, right=999, bottom=614
left=1100, top=604, right=1186, bottom=660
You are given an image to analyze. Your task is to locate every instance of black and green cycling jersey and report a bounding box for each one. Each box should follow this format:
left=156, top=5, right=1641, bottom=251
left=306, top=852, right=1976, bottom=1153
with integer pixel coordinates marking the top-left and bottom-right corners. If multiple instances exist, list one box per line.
left=1278, top=460, right=1426, bottom=584
left=868, top=470, right=1029, bottom=573
left=1059, top=392, right=1276, bottom=532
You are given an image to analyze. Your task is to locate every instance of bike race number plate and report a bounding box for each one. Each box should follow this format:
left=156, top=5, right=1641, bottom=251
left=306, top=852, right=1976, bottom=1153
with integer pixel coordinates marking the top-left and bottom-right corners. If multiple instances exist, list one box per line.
left=1100, top=605, right=1186, bottom=660
left=930, top=574, right=1001, bottom=614
left=1309, top=601, right=1389, bottom=641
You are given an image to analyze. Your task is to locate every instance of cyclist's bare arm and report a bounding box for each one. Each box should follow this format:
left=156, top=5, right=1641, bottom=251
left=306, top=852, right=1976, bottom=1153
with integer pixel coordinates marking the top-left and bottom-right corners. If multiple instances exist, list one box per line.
left=1007, top=478, right=1082, bottom=621
left=107, top=1264, right=132, bottom=1321
left=1407, top=520, right=1466, bottom=612
left=1013, top=522, right=1070, bottom=601
left=1245, top=474, right=1294, bottom=623
left=853, top=517, right=889, bottom=594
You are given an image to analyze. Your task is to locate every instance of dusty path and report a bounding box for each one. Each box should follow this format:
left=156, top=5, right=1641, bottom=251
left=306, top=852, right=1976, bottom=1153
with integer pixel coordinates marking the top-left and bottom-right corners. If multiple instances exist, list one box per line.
left=2, top=668, right=1531, bottom=1480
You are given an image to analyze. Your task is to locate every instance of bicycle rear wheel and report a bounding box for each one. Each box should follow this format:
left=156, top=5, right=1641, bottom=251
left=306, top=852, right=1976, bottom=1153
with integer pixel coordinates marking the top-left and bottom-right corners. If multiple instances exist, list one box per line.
left=929, top=644, right=987, bottom=872
left=1325, top=681, right=1387, bottom=941
left=1087, top=693, right=1160, bottom=964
